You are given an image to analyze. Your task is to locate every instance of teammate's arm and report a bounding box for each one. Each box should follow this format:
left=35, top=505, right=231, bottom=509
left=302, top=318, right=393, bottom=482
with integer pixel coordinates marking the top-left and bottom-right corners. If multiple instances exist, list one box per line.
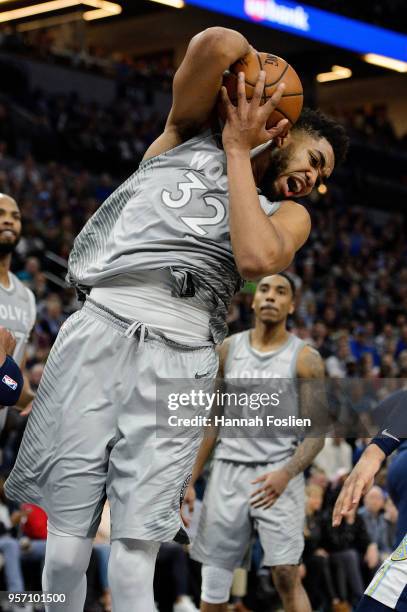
left=222, top=73, right=310, bottom=280
left=143, top=27, right=250, bottom=160
left=14, top=352, right=35, bottom=415
left=251, top=346, right=325, bottom=509
left=181, top=338, right=230, bottom=526
left=332, top=391, right=406, bottom=526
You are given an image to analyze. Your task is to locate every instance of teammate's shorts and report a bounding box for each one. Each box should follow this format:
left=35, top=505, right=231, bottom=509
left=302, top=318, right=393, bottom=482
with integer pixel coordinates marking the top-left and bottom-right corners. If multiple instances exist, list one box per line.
left=5, top=299, right=217, bottom=542
left=190, top=458, right=305, bottom=570
left=358, top=534, right=407, bottom=611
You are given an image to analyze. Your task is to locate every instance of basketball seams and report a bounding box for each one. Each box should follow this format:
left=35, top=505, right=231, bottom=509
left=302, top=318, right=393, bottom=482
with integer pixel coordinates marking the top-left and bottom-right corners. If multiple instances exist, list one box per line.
left=265, top=61, right=289, bottom=87
left=222, top=52, right=303, bottom=127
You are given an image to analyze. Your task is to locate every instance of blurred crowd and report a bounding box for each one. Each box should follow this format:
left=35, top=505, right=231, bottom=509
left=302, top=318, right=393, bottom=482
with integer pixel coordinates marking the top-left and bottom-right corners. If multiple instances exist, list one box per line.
left=0, top=26, right=175, bottom=88
left=0, top=41, right=406, bottom=612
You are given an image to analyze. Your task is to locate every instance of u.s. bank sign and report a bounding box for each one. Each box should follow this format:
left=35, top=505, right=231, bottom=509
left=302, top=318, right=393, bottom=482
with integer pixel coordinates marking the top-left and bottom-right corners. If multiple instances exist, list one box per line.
left=186, top=0, right=407, bottom=63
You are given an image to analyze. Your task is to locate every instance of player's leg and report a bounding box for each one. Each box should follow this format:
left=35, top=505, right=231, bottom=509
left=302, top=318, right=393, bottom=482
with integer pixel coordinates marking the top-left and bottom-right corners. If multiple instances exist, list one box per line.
left=42, top=525, right=93, bottom=612
left=190, top=462, right=253, bottom=609
left=5, top=306, right=128, bottom=609
left=200, top=565, right=234, bottom=611
left=108, top=538, right=160, bottom=612
left=271, top=564, right=311, bottom=612
left=254, top=468, right=310, bottom=612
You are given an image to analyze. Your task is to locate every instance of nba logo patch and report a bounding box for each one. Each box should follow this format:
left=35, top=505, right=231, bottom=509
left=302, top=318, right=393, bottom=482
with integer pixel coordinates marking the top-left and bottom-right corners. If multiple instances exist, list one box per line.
left=2, top=374, right=18, bottom=391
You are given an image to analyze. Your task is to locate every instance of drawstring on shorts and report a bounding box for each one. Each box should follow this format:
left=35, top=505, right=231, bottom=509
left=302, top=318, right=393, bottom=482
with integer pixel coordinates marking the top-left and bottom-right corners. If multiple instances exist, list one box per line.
left=124, top=320, right=146, bottom=348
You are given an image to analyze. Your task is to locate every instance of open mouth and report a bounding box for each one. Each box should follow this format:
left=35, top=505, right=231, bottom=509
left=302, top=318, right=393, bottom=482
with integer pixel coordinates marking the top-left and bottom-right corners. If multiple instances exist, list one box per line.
left=285, top=175, right=306, bottom=196
left=0, top=229, right=16, bottom=238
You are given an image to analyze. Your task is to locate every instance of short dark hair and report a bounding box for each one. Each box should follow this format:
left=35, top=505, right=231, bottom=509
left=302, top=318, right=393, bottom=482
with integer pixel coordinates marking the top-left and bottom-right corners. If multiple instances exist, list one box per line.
left=293, top=107, right=349, bottom=167
left=276, top=272, right=296, bottom=299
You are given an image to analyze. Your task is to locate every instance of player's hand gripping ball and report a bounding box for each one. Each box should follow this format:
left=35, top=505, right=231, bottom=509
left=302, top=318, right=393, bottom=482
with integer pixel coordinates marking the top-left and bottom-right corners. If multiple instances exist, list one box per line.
left=220, top=49, right=303, bottom=129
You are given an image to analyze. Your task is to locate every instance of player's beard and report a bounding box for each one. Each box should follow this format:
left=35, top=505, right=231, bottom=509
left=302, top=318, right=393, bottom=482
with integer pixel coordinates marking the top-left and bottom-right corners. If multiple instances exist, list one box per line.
left=259, top=144, right=292, bottom=201
left=0, top=236, right=20, bottom=255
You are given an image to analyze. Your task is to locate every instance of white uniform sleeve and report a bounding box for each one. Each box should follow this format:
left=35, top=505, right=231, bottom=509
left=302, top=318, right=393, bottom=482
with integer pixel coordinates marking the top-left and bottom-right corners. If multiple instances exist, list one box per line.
left=259, top=195, right=281, bottom=217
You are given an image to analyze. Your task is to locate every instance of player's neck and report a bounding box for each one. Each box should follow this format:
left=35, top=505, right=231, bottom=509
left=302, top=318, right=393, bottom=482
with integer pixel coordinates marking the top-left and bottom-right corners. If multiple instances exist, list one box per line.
left=0, top=255, right=11, bottom=288
left=250, top=322, right=289, bottom=352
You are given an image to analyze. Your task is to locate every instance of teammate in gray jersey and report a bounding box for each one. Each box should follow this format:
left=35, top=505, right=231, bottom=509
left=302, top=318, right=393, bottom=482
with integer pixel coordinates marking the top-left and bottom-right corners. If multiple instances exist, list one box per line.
left=0, top=194, right=36, bottom=429
left=185, top=274, right=326, bottom=612
left=5, top=28, right=347, bottom=612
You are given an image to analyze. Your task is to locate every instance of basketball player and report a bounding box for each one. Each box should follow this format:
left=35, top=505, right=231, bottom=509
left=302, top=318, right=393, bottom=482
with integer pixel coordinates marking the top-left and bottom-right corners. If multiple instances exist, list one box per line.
left=0, top=193, right=36, bottom=427
left=5, top=27, right=347, bottom=612
left=333, top=389, right=407, bottom=611
left=187, top=273, right=325, bottom=612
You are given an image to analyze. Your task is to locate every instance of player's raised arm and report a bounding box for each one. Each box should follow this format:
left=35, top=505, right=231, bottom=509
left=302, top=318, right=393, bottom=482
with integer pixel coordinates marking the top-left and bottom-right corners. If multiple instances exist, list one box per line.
left=143, top=27, right=250, bottom=159
left=222, top=72, right=310, bottom=279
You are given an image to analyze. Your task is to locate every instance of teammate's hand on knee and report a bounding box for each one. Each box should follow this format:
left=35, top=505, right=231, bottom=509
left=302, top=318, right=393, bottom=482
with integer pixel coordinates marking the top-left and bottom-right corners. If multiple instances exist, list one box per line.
left=0, top=325, right=16, bottom=362
left=221, top=71, right=289, bottom=153
left=18, top=400, right=33, bottom=417
left=250, top=468, right=290, bottom=509
left=181, top=484, right=196, bottom=528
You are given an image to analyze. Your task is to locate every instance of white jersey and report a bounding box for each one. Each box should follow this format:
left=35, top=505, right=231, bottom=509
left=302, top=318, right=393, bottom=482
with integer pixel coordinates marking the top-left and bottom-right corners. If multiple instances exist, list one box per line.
left=214, top=330, right=306, bottom=464
left=67, top=130, right=280, bottom=344
left=0, top=272, right=36, bottom=365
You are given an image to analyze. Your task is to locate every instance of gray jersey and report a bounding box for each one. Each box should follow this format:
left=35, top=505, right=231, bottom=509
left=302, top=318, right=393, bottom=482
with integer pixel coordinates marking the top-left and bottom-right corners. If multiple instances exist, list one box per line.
left=0, top=273, right=36, bottom=365
left=67, top=131, right=280, bottom=344
left=214, top=330, right=306, bottom=464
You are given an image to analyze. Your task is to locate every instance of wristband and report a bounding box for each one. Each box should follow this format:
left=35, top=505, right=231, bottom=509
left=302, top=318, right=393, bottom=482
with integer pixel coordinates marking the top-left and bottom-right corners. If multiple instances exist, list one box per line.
left=0, top=355, right=23, bottom=406
left=370, top=431, right=400, bottom=457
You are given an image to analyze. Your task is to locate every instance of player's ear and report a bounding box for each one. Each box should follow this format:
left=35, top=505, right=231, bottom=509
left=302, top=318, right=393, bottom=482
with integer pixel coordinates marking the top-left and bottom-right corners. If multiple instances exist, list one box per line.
left=289, top=302, right=295, bottom=315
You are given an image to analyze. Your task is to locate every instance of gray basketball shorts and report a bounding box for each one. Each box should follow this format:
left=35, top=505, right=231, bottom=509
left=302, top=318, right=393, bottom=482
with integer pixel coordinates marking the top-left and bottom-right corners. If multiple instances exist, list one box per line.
left=191, top=459, right=305, bottom=570
left=5, top=299, right=218, bottom=542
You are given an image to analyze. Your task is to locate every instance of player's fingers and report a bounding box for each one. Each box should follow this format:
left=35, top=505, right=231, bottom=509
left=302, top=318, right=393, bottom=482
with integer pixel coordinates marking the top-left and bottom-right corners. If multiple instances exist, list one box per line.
left=262, top=82, right=285, bottom=116
left=332, top=487, right=349, bottom=526
left=267, top=118, right=289, bottom=137
left=250, top=70, right=266, bottom=109
left=252, top=493, right=277, bottom=509
left=220, top=86, right=235, bottom=120
left=250, top=485, right=265, bottom=499
left=263, top=499, right=277, bottom=510
left=350, top=479, right=366, bottom=507
left=251, top=475, right=266, bottom=485
left=266, top=119, right=290, bottom=144
left=236, top=72, right=248, bottom=117
left=333, top=479, right=358, bottom=525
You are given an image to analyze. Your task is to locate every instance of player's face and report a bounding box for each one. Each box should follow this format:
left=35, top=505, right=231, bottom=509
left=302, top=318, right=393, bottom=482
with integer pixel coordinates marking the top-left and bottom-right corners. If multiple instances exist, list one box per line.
left=256, top=131, right=335, bottom=200
left=0, top=196, right=22, bottom=255
left=252, top=275, right=295, bottom=324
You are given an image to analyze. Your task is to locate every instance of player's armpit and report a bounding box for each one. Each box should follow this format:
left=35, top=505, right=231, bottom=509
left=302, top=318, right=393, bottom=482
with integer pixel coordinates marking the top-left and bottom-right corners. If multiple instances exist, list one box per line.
left=144, top=28, right=249, bottom=160
left=168, top=28, right=250, bottom=134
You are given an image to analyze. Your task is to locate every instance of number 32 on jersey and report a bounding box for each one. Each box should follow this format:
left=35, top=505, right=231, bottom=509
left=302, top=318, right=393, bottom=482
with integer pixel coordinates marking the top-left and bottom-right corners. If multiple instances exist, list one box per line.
left=161, top=171, right=225, bottom=237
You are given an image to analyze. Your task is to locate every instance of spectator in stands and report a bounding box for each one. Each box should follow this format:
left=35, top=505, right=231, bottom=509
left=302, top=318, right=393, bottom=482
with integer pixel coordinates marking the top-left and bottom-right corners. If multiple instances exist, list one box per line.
left=303, top=484, right=340, bottom=611
left=313, top=438, right=353, bottom=481
left=359, top=486, right=393, bottom=560
left=0, top=478, right=27, bottom=596
left=321, top=505, right=378, bottom=609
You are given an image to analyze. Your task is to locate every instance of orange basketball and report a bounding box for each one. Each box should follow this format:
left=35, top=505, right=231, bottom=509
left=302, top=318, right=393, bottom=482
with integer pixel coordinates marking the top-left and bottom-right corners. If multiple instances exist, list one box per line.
left=221, top=50, right=303, bottom=128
